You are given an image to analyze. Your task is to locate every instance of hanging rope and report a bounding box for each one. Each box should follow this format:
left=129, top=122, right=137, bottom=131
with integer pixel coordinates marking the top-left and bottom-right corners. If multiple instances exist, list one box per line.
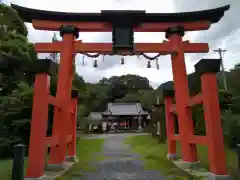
left=141, top=53, right=161, bottom=60
left=79, top=53, right=160, bottom=69
left=82, top=53, right=101, bottom=58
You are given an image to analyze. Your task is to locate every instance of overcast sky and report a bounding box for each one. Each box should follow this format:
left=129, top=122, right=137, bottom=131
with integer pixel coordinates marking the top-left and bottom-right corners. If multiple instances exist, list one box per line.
left=5, top=0, right=240, bottom=88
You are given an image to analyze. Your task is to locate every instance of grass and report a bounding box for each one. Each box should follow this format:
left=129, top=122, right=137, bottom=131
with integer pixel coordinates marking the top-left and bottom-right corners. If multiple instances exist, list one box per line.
left=125, top=135, right=189, bottom=180
left=1, top=135, right=237, bottom=180
left=56, top=137, right=105, bottom=180
left=125, top=135, right=239, bottom=180
left=178, top=143, right=239, bottom=180
left=0, top=138, right=105, bottom=180
left=0, top=158, right=28, bottom=180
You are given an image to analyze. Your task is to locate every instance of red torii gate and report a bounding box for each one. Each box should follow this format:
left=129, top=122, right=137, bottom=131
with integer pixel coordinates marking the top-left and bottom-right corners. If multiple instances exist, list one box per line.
left=11, top=3, right=230, bottom=180
left=164, top=58, right=228, bottom=177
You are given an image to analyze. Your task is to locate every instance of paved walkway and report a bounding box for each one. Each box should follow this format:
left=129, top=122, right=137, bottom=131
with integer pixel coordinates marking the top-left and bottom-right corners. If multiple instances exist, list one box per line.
left=79, top=133, right=165, bottom=180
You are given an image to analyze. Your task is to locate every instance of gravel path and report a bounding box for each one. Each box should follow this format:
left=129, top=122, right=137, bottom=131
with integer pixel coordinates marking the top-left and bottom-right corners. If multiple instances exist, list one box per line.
left=78, top=133, right=166, bottom=180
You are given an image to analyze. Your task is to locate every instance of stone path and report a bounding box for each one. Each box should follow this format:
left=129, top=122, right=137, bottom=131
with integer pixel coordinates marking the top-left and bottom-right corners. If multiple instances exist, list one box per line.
left=78, top=133, right=166, bottom=180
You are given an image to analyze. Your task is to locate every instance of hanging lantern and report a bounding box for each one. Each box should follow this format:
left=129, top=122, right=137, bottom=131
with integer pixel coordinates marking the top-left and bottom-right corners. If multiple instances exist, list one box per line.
left=147, top=60, right=151, bottom=68
left=93, top=59, right=98, bottom=67
left=156, top=58, right=159, bottom=70
left=121, top=56, right=124, bottom=65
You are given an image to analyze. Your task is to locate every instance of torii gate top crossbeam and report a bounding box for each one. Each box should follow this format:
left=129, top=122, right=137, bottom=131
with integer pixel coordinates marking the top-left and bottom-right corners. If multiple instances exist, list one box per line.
left=11, top=4, right=229, bottom=32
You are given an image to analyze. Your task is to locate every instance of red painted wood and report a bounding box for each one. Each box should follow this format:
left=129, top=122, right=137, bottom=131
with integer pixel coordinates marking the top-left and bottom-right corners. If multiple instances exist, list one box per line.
left=201, top=74, right=228, bottom=175
left=26, top=74, right=50, bottom=178
left=168, top=33, right=198, bottom=162
left=32, top=20, right=211, bottom=32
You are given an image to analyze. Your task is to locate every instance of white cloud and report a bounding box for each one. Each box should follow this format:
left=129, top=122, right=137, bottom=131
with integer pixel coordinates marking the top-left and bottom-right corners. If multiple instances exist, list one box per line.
left=9, top=0, right=240, bottom=88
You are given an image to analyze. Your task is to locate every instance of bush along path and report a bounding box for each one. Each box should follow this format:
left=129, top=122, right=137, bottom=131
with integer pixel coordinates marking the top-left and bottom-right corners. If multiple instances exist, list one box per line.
left=75, top=133, right=187, bottom=180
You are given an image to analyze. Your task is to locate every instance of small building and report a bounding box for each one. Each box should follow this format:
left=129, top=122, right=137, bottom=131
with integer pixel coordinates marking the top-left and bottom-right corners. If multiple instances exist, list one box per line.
left=87, top=103, right=150, bottom=132
left=101, top=103, right=149, bottom=131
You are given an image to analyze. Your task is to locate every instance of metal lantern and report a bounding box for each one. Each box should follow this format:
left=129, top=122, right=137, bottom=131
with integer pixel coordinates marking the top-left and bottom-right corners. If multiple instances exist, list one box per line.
left=121, top=56, right=124, bottom=65
left=93, top=59, right=98, bottom=67
left=147, top=60, right=151, bottom=68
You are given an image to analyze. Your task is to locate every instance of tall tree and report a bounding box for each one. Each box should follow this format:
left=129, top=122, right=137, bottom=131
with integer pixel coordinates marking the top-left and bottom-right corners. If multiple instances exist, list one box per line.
left=0, top=4, right=37, bottom=157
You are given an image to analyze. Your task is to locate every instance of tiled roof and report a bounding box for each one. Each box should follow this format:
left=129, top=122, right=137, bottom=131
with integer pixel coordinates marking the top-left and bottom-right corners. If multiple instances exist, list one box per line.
left=104, top=103, right=149, bottom=116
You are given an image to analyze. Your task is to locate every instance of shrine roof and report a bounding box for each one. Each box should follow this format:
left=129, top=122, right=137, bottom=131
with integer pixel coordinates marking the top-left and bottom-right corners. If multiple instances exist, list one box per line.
left=11, top=4, right=230, bottom=24
left=102, top=103, right=149, bottom=116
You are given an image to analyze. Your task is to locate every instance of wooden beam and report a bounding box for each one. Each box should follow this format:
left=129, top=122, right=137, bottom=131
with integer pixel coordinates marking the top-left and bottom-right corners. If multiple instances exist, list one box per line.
left=171, top=134, right=180, bottom=141
left=187, top=93, right=203, bottom=107
left=66, top=135, right=73, bottom=143
left=35, top=41, right=209, bottom=54
left=46, top=136, right=59, bottom=147
left=187, top=135, right=207, bottom=145
left=183, top=43, right=209, bottom=53
left=35, top=42, right=176, bottom=53
left=73, top=42, right=176, bottom=53
left=32, top=20, right=211, bottom=32
left=139, top=21, right=211, bottom=32
left=35, top=42, right=62, bottom=53
left=48, top=95, right=60, bottom=107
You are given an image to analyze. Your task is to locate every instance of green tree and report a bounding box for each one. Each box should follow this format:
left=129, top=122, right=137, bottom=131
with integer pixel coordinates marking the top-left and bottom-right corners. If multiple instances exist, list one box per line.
left=0, top=82, right=33, bottom=157
left=0, top=4, right=37, bottom=95
left=0, top=4, right=36, bottom=157
left=0, top=4, right=27, bottom=37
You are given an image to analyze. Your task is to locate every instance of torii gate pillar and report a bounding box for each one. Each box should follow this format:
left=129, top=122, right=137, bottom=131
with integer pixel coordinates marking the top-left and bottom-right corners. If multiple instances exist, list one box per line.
left=166, top=26, right=198, bottom=163
left=48, top=25, right=79, bottom=168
